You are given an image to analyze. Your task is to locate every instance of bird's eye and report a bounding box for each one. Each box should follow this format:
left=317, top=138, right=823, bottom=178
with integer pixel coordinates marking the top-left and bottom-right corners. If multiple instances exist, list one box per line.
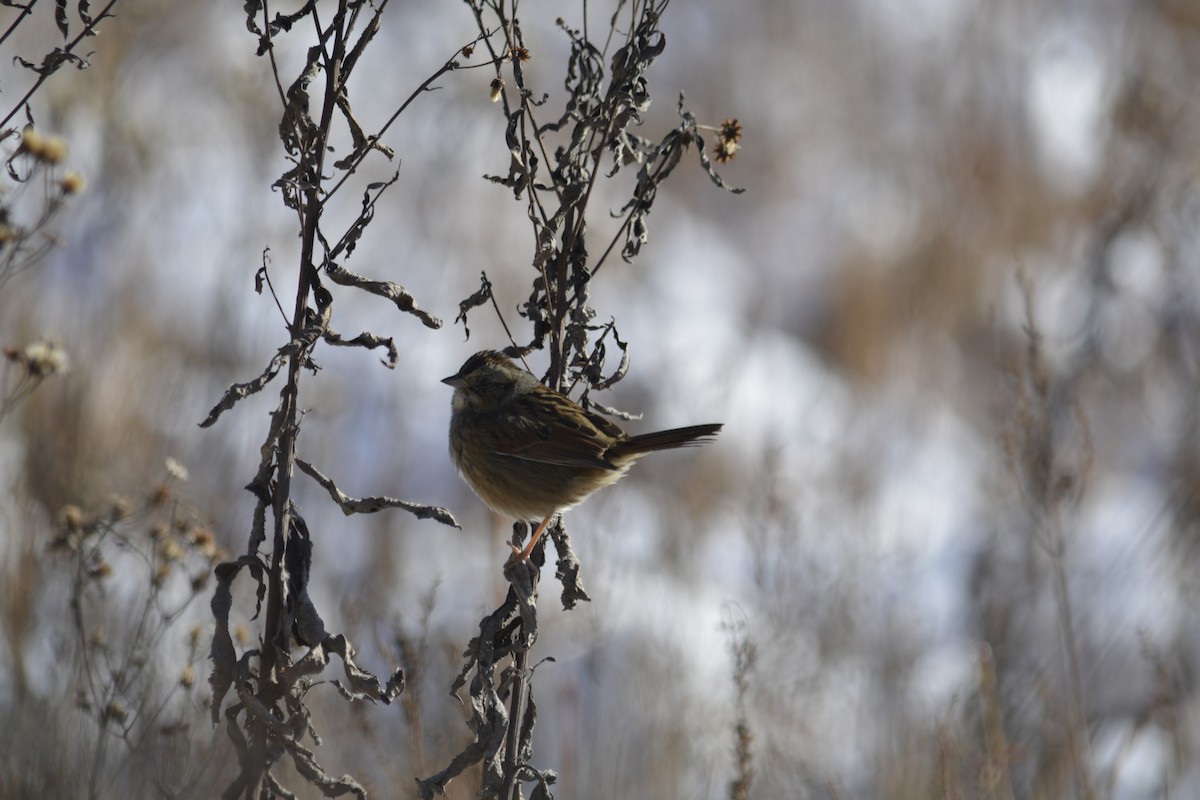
left=476, top=377, right=492, bottom=388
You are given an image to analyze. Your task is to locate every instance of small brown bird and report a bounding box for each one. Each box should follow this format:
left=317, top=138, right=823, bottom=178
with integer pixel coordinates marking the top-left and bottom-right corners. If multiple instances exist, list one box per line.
left=443, top=350, right=722, bottom=560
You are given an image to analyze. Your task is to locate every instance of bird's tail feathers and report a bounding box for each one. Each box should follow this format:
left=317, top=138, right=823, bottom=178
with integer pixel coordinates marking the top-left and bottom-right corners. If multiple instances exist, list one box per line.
left=618, top=423, right=723, bottom=455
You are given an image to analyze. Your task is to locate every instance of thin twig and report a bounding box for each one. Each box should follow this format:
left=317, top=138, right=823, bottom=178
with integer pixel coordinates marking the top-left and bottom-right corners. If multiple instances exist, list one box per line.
left=0, top=0, right=121, bottom=131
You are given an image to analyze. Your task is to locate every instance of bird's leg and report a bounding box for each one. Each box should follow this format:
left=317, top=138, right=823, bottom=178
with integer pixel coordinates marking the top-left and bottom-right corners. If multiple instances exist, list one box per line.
left=510, top=514, right=555, bottom=562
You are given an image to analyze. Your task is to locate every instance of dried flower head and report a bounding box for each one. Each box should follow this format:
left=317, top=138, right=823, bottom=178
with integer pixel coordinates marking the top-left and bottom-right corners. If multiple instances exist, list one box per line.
left=180, top=665, right=195, bottom=689
left=165, top=457, right=189, bottom=481
left=714, top=138, right=740, bottom=164
left=105, top=700, right=129, bottom=724
left=160, top=539, right=185, bottom=562
left=109, top=495, right=133, bottom=521
left=148, top=484, right=172, bottom=507
left=461, top=44, right=475, bottom=58
left=720, top=118, right=743, bottom=144
left=59, top=504, right=85, bottom=531
left=511, top=46, right=531, bottom=63
left=190, top=527, right=218, bottom=559
left=714, top=118, right=743, bottom=164
left=20, top=128, right=71, bottom=164
left=20, top=127, right=44, bottom=156
left=40, top=137, right=68, bottom=164
left=20, top=339, right=69, bottom=377
left=60, top=171, right=86, bottom=195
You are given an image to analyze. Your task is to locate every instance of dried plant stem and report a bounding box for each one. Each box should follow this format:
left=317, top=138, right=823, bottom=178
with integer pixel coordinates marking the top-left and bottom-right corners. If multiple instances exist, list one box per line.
left=976, top=643, right=1014, bottom=800
left=1046, top=518, right=1096, bottom=800
left=503, top=647, right=530, bottom=800
left=0, top=0, right=121, bottom=131
left=245, top=2, right=347, bottom=793
left=1003, top=276, right=1099, bottom=800
left=205, top=0, right=458, bottom=794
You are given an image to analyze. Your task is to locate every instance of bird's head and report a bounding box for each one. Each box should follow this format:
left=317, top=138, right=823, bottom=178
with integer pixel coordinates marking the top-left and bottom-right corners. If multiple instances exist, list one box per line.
left=442, top=350, right=537, bottom=412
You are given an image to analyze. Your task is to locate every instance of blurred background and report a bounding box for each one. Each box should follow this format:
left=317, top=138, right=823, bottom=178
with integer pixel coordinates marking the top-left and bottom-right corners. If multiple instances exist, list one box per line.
left=1, top=0, right=1199, bottom=798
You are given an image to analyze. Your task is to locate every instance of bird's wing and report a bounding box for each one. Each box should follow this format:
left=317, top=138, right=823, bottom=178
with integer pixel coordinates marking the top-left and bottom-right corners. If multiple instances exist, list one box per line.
left=488, top=396, right=622, bottom=471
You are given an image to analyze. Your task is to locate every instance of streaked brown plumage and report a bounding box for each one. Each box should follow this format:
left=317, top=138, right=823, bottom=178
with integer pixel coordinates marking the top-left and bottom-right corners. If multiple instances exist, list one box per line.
left=443, top=350, right=722, bottom=559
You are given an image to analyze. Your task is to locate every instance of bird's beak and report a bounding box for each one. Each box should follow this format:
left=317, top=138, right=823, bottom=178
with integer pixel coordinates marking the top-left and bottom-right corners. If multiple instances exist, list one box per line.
left=442, top=374, right=467, bottom=389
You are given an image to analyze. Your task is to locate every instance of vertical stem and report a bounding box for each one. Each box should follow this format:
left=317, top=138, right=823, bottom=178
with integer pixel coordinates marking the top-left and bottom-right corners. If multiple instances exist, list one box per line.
left=503, top=523, right=539, bottom=800
left=251, top=2, right=348, bottom=795
left=547, top=208, right=574, bottom=392
left=504, top=645, right=529, bottom=800
left=1047, top=517, right=1096, bottom=800
left=977, top=642, right=1014, bottom=800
